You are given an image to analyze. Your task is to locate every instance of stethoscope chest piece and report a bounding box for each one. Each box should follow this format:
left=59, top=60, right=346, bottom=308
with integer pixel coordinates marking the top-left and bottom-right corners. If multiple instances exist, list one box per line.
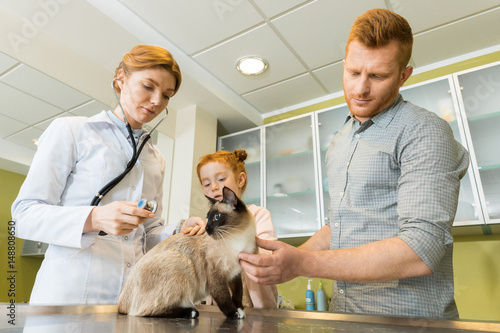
left=137, top=198, right=158, bottom=214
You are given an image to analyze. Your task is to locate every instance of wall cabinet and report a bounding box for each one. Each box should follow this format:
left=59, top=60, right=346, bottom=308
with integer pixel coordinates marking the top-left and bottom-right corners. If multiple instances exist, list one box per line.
left=220, top=115, right=322, bottom=238
left=219, top=61, right=500, bottom=237
left=399, top=61, right=500, bottom=228
left=399, top=77, right=482, bottom=226
left=453, top=62, right=500, bottom=225
left=263, top=115, right=321, bottom=237
left=21, top=239, right=48, bottom=257
left=218, top=128, right=262, bottom=206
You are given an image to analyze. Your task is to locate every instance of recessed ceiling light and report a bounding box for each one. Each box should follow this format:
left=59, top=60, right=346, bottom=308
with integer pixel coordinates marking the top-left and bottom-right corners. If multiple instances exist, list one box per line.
left=33, top=138, right=38, bottom=146
left=236, top=56, right=268, bottom=75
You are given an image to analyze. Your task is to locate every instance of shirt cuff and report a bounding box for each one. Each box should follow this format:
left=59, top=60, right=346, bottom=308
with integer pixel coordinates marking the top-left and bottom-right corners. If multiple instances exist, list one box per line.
left=175, top=219, right=185, bottom=234
left=398, top=225, right=446, bottom=273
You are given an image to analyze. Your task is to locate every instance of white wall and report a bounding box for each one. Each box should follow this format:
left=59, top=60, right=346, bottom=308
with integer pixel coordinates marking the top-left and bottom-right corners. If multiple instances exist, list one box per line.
left=165, top=105, right=217, bottom=225
left=155, top=132, right=174, bottom=224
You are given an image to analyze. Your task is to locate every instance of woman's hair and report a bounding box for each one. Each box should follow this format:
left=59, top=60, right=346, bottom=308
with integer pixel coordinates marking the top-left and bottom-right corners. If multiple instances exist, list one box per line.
left=113, top=44, right=182, bottom=95
left=197, top=149, right=248, bottom=193
left=346, top=8, right=413, bottom=71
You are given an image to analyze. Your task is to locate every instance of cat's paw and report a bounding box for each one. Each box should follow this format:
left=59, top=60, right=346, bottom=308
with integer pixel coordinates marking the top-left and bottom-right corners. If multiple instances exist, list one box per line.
left=234, top=308, right=245, bottom=319
left=189, top=308, right=199, bottom=319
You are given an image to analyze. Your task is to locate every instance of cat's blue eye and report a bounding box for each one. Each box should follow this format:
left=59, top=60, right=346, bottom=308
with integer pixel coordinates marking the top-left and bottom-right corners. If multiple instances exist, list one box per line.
left=214, top=213, right=220, bottom=221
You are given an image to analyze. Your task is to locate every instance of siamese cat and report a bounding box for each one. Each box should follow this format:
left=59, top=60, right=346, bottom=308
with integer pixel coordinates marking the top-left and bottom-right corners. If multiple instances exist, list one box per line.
left=117, top=186, right=257, bottom=319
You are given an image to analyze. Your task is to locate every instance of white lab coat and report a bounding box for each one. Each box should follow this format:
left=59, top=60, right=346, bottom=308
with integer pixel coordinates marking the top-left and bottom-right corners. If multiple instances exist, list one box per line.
left=11, top=111, right=175, bottom=305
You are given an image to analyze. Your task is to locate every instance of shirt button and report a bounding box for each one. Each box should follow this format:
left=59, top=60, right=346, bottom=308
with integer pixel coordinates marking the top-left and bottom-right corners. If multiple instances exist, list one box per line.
left=132, top=186, right=136, bottom=190
left=124, top=236, right=129, bottom=241
left=346, top=162, right=350, bottom=167
left=355, top=134, right=360, bottom=139
left=339, top=289, right=344, bottom=295
left=127, top=263, right=131, bottom=268
left=334, top=223, right=339, bottom=227
left=339, top=192, right=344, bottom=197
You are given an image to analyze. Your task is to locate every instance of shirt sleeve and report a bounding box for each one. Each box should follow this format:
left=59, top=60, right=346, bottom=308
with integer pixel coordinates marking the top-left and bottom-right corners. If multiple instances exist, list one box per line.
left=143, top=218, right=175, bottom=252
left=245, top=205, right=279, bottom=308
left=396, top=114, right=469, bottom=272
left=11, top=118, right=96, bottom=249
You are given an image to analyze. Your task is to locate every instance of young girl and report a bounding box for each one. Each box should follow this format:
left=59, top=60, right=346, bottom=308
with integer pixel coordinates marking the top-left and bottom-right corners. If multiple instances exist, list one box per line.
left=180, top=149, right=279, bottom=309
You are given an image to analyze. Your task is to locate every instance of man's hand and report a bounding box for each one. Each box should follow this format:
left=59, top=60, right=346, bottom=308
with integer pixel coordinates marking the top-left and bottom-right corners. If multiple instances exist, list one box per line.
left=238, top=237, right=302, bottom=285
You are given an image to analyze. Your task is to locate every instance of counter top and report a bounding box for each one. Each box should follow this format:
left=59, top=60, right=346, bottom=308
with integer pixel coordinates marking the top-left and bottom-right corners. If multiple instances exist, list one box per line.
left=2, top=303, right=500, bottom=332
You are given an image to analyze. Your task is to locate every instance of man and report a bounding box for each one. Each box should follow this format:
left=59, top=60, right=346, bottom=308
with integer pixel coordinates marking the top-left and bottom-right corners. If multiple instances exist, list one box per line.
left=238, top=8, right=469, bottom=319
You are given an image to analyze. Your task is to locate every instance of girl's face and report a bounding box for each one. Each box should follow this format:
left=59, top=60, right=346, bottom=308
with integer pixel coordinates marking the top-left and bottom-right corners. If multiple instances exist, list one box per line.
left=115, top=67, right=177, bottom=129
left=199, top=161, right=246, bottom=201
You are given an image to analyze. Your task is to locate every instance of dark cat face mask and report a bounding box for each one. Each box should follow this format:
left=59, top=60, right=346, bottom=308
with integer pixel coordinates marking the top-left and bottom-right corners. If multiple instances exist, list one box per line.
left=205, top=187, right=247, bottom=237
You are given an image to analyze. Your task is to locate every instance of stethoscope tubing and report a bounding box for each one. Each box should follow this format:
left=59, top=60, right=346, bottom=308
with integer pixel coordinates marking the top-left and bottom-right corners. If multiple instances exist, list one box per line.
left=91, top=79, right=168, bottom=235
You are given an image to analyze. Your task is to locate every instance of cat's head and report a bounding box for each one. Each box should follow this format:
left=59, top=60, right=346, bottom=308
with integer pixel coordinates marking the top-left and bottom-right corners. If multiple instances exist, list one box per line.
left=205, top=187, right=252, bottom=239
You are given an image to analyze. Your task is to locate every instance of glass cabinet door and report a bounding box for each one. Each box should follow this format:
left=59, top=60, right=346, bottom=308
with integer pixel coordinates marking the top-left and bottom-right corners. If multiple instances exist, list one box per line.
left=455, top=62, right=500, bottom=223
left=264, top=114, right=320, bottom=237
left=218, top=128, right=261, bottom=206
left=400, top=77, right=482, bottom=225
left=316, top=105, right=350, bottom=224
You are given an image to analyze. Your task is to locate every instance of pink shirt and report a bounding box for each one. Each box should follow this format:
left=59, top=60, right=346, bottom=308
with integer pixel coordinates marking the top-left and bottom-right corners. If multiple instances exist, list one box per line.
left=245, top=205, right=279, bottom=309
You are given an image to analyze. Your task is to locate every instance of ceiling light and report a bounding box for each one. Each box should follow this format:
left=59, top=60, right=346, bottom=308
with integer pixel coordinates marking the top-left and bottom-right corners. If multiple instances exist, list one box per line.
left=236, top=56, right=268, bottom=75
left=33, top=138, right=38, bottom=146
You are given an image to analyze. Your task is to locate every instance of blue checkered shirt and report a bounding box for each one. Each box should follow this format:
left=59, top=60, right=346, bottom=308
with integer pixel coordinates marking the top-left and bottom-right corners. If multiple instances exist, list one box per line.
left=325, top=94, right=469, bottom=319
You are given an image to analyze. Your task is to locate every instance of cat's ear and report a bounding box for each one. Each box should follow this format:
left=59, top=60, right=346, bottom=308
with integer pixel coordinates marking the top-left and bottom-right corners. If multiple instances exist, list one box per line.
left=222, top=186, right=238, bottom=208
left=205, top=195, right=218, bottom=205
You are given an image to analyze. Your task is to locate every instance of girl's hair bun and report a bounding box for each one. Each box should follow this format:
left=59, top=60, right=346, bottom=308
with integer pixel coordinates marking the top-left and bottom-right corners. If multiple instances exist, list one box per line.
left=233, top=149, right=248, bottom=162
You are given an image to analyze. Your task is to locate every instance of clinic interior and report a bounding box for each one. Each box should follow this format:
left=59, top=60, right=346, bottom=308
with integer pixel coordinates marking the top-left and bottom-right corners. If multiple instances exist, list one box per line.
left=1, top=0, right=500, bottom=323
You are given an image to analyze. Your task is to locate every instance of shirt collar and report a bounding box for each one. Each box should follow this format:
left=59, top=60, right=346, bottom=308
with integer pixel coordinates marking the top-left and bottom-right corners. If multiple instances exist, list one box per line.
left=106, top=110, right=146, bottom=141
left=370, top=94, right=403, bottom=129
left=85, top=110, right=146, bottom=145
left=346, top=94, right=404, bottom=130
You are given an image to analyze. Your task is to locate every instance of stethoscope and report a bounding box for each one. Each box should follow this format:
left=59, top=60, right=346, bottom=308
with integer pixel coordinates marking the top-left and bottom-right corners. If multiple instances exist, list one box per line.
left=92, top=79, right=168, bottom=235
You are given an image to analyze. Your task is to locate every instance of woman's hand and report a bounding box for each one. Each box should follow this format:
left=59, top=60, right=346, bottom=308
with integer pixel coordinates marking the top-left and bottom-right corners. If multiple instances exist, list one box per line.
left=84, top=201, right=154, bottom=235
left=181, top=217, right=207, bottom=235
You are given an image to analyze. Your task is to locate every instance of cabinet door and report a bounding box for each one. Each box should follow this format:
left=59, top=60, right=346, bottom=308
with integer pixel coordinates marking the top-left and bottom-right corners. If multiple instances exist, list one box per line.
left=400, top=77, right=482, bottom=225
left=264, top=115, right=320, bottom=237
left=218, top=128, right=262, bottom=206
left=316, top=105, right=350, bottom=225
left=455, top=63, right=500, bottom=223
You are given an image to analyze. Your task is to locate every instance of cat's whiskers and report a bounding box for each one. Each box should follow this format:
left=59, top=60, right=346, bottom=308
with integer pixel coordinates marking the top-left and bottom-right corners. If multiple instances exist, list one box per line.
left=215, top=228, right=231, bottom=243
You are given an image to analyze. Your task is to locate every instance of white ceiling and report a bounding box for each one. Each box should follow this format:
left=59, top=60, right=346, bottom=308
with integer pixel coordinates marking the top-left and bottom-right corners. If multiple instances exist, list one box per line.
left=1, top=0, right=500, bottom=174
